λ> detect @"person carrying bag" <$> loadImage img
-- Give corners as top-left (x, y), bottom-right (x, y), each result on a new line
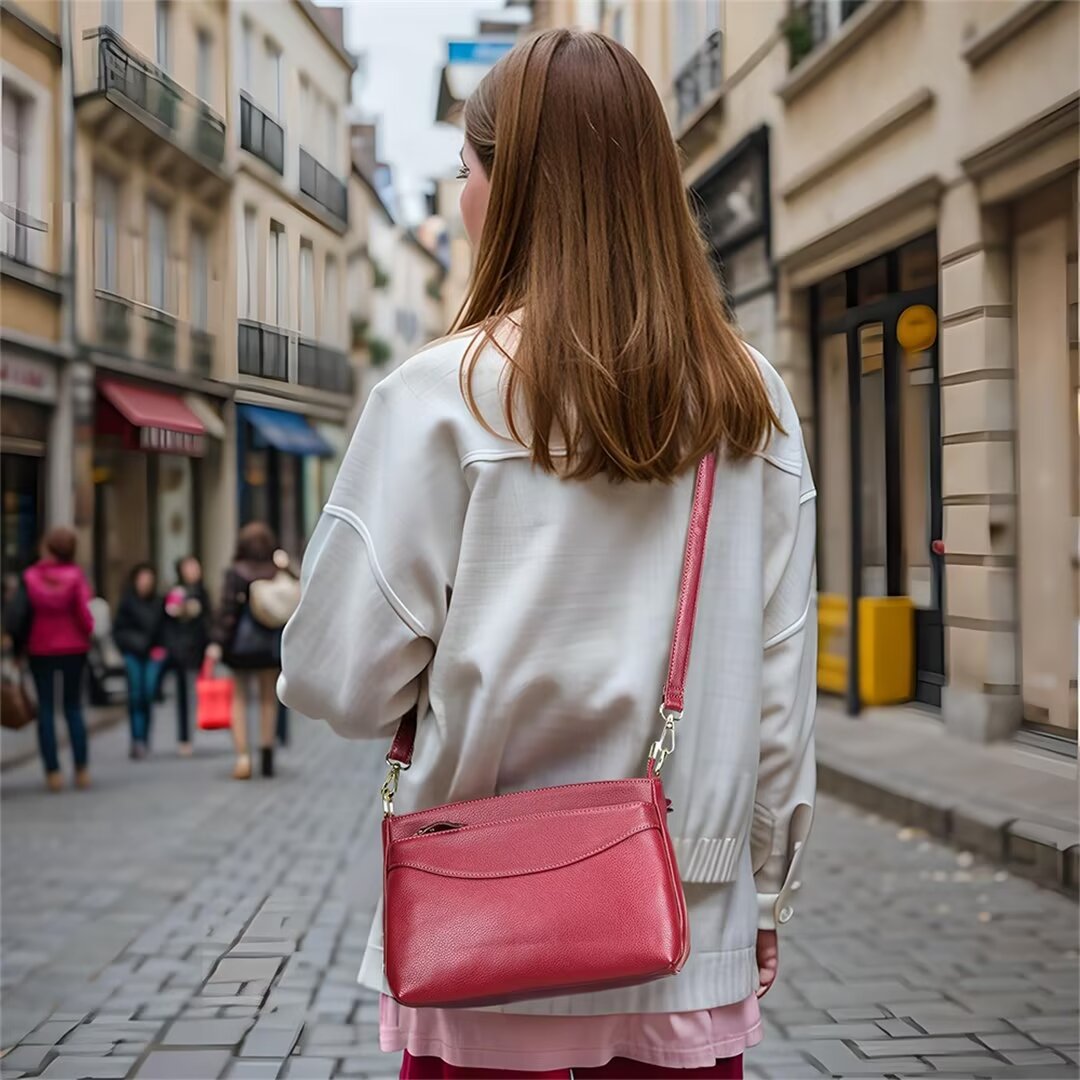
top-left (280, 28), bottom-right (816, 1080)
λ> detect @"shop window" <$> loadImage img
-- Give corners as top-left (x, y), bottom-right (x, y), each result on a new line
top-left (899, 234), bottom-right (937, 291)
top-left (817, 272), bottom-right (847, 324)
top-left (816, 331), bottom-right (850, 596)
top-left (901, 345), bottom-right (934, 608)
top-left (858, 323), bottom-right (887, 597)
top-left (856, 255), bottom-right (888, 306)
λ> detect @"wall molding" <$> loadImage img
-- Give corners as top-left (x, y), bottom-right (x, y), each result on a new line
top-left (940, 305), bottom-right (1014, 328)
top-left (940, 368), bottom-right (1015, 388)
top-left (962, 0), bottom-right (1061, 67)
top-left (781, 88), bottom-right (935, 201)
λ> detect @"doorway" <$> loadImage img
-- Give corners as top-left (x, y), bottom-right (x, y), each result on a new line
top-left (813, 234), bottom-right (944, 710)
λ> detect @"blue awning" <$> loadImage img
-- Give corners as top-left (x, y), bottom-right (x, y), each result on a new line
top-left (238, 405), bottom-right (334, 457)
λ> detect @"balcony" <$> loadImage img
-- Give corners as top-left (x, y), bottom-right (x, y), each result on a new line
top-left (785, 0), bottom-right (867, 69)
top-left (191, 328), bottom-right (214, 378)
top-left (299, 149), bottom-right (348, 228)
top-left (95, 292), bottom-right (132, 351)
top-left (238, 320), bottom-right (289, 381)
top-left (144, 310), bottom-right (177, 366)
top-left (77, 28), bottom-right (226, 180)
top-left (298, 340), bottom-right (352, 395)
top-left (240, 94), bottom-right (284, 175)
top-left (674, 31), bottom-right (723, 129)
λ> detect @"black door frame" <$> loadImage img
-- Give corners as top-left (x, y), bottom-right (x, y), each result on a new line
top-left (814, 254), bottom-right (942, 714)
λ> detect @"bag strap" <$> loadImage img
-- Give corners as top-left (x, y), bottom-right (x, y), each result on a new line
top-left (380, 452), bottom-right (718, 810)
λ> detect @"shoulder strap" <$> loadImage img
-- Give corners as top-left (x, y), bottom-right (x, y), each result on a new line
top-left (384, 452), bottom-right (718, 773)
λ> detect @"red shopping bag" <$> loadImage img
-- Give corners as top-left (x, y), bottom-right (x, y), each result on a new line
top-left (196, 659), bottom-right (234, 731)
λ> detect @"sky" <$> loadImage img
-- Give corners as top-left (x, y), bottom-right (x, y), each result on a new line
top-left (342, 0), bottom-right (508, 224)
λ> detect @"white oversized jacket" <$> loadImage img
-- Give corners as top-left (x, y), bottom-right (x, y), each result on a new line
top-left (279, 330), bottom-right (817, 1016)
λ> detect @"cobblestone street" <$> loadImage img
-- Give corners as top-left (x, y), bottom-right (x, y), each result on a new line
top-left (2, 715), bottom-right (1077, 1080)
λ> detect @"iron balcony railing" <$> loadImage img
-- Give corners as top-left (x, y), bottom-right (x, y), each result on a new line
top-left (238, 320), bottom-right (289, 381)
top-left (298, 339), bottom-right (352, 395)
top-left (299, 149), bottom-right (348, 225)
top-left (191, 328), bottom-right (214, 377)
top-left (240, 94), bottom-right (285, 175)
top-left (787, 0), bottom-right (867, 67)
top-left (674, 31), bottom-right (723, 127)
top-left (83, 27), bottom-right (226, 167)
top-left (95, 292), bottom-right (132, 351)
top-left (144, 310), bottom-right (177, 367)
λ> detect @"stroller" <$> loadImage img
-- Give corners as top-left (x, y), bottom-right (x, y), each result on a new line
top-left (86, 596), bottom-right (128, 706)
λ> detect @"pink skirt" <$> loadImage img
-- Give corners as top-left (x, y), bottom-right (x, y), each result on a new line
top-left (380, 994), bottom-right (763, 1072)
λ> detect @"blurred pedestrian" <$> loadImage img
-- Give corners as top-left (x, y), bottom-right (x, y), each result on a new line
top-left (208, 524), bottom-right (297, 781)
top-left (162, 555), bottom-right (211, 756)
top-left (113, 562), bottom-right (166, 759)
top-left (8, 528), bottom-right (94, 792)
top-left (280, 30), bottom-right (815, 1080)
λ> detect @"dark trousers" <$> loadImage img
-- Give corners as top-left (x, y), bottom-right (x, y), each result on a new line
top-left (171, 663), bottom-right (197, 743)
top-left (28, 654), bottom-right (88, 775)
top-left (123, 654), bottom-right (163, 746)
top-left (400, 1052), bottom-right (743, 1079)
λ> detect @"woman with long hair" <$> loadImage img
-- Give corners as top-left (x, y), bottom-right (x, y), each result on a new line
top-left (113, 561), bottom-right (166, 759)
top-left (281, 30), bottom-right (815, 1080)
top-left (209, 523), bottom-right (289, 780)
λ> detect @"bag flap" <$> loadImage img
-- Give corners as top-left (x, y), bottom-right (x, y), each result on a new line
top-left (386, 800), bottom-right (661, 879)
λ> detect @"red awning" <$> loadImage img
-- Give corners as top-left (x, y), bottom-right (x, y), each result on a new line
top-left (97, 378), bottom-right (207, 456)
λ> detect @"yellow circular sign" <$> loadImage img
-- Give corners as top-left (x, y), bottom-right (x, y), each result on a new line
top-left (897, 304), bottom-right (937, 353)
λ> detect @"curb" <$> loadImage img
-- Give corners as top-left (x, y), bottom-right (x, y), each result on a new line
top-left (817, 756), bottom-right (1079, 898)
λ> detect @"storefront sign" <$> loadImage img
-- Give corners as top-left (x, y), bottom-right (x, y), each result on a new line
top-left (897, 305), bottom-right (937, 353)
top-left (0, 354), bottom-right (57, 404)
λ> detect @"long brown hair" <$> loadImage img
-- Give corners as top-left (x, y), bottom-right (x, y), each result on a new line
top-left (451, 29), bottom-right (779, 483)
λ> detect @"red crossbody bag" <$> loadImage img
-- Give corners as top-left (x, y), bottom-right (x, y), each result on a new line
top-left (379, 453), bottom-right (717, 1008)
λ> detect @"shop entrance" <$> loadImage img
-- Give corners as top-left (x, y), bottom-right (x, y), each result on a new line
top-left (813, 234), bottom-right (943, 711)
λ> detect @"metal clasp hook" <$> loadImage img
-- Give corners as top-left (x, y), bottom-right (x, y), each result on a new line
top-left (380, 756), bottom-right (409, 816)
top-left (647, 705), bottom-right (683, 774)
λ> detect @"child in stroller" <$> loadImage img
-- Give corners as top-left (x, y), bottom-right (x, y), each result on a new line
top-left (86, 597), bottom-right (128, 706)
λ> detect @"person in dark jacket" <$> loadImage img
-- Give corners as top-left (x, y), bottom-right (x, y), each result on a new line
top-left (11, 528), bottom-right (95, 791)
top-left (162, 555), bottom-right (211, 756)
top-left (113, 562), bottom-right (166, 759)
top-left (207, 522), bottom-right (284, 781)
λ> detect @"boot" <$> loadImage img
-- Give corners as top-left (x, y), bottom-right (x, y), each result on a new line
top-left (45, 771), bottom-right (63, 793)
top-left (260, 746), bottom-right (275, 778)
top-left (74, 768), bottom-right (91, 790)
top-left (233, 753), bottom-right (252, 780)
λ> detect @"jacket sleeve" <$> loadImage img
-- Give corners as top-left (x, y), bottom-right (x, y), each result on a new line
top-left (751, 438), bottom-right (817, 931)
top-left (74, 573), bottom-right (95, 639)
top-left (279, 369), bottom-right (468, 741)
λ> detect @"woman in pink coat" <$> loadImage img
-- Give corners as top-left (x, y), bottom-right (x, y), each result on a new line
top-left (21, 527), bottom-right (94, 791)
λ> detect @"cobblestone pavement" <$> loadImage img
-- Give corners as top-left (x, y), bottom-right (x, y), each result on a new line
top-left (2, 712), bottom-right (1077, 1080)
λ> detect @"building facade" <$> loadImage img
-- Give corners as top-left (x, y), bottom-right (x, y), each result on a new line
top-left (1, 0), bottom-right (73, 583)
top-left (227, 0), bottom-right (355, 564)
top-left (70, 0), bottom-right (233, 601)
top-left (618, 0), bottom-right (1078, 744)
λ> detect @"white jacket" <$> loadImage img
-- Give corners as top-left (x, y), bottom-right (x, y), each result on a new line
top-left (279, 330), bottom-right (817, 1015)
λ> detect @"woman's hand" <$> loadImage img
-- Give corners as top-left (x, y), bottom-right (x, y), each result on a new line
top-left (756, 929), bottom-right (778, 997)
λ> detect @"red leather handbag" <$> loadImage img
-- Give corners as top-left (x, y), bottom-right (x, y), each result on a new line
top-left (379, 453), bottom-right (717, 1009)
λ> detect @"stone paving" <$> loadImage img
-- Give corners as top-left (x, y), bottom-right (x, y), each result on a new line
top-left (1, 710), bottom-right (1077, 1080)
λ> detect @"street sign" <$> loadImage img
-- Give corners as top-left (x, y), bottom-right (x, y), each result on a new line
top-left (447, 40), bottom-right (515, 65)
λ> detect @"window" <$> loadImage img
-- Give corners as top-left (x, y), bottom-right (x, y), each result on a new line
top-left (190, 227), bottom-right (209, 331)
top-left (240, 205), bottom-right (257, 319)
top-left (265, 38), bottom-right (282, 117)
top-left (324, 255), bottom-right (340, 345)
top-left (94, 172), bottom-right (118, 292)
top-left (267, 221), bottom-right (287, 327)
top-left (155, 0), bottom-right (170, 71)
top-left (196, 29), bottom-right (213, 102)
top-left (1, 85), bottom-right (30, 263)
top-left (321, 99), bottom-right (335, 170)
top-left (102, 0), bottom-right (122, 31)
top-left (241, 19), bottom-right (254, 93)
top-left (147, 199), bottom-right (169, 311)
top-left (299, 240), bottom-right (315, 337)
